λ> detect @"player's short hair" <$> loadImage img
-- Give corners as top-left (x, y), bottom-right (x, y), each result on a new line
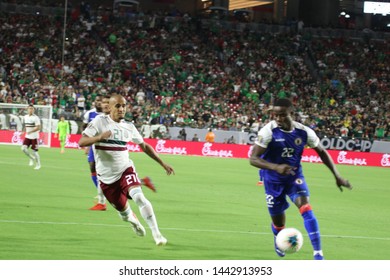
top-left (274, 98), bottom-right (293, 108)
top-left (28, 104), bottom-right (34, 108)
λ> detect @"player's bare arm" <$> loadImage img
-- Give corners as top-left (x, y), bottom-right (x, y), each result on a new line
top-left (79, 131), bottom-right (112, 147)
top-left (84, 146), bottom-right (91, 155)
top-left (250, 144), bottom-right (295, 176)
top-left (139, 142), bottom-right (175, 175)
top-left (313, 144), bottom-right (352, 192)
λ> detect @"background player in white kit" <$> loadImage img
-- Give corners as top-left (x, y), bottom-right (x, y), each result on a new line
top-left (22, 104), bottom-right (41, 170)
top-left (79, 95), bottom-right (175, 245)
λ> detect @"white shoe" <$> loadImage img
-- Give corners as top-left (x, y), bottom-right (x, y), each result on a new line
top-left (34, 165), bottom-right (41, 170)
top-left (29, 159), bottom-right (34, 166)
top-left (154, 234), bottom-right (167, 246)
top-left (128, 213), bottom-right (146, 237)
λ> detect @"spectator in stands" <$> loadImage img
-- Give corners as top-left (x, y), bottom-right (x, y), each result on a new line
top-left (226, 135), bottom-right (236, 144)
top-left (192, 134), bottom-right (199, 142)
top-left (1, 6), bottom-right (389, 145)
top-left (340, 125), bottom-right (349, 138)
top-left (353, 138), bottom-right (362, 152)
top-left (375, 125), bottom-right (385, 140)
top-left (178, 128), bottom-right (187, 141)
top-left (205, 128), bottom-right (215, 143)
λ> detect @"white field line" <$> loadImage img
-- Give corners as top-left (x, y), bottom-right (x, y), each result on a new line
top-left (0, 219), bottom-right (389, 241)
top-left (0, 160), bottom-right (77, 170)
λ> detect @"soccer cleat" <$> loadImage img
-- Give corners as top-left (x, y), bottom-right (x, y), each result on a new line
top-left (314, 253), bottom-right (324, 260)
top-left (142, 176), bottom-right (156, 192)
top-left (128, 213), bottom-right (146, 236)
top-left (154, 234), bottom-right (168, 246)
top-left (274, 236), bottom-right (285, 257)
top-left (89, 203), bottom-right (107, 211)
top-left (29, 159), bottom-right (34, 166)
top-left (34, 164), bottom-right (41, 170)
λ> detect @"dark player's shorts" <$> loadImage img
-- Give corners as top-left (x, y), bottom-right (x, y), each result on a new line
top-left (88, 147), bottom-right (95, 163)
top-left (99, 167), bottom-right (142, 210)
top-left (263, 177), bottom-right (310, 216)
top-left (23, 138), bottom-right (39, 151)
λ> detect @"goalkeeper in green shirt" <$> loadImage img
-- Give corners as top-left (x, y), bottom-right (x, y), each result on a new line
top-left (55, 116), bottom-right (70, 153)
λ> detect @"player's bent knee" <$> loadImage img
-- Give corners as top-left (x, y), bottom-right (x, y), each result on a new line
top-left (129, 186), bottom-right (142, 196)
top-left (299, 204), bottom-right (312, 215)
top-left (129, 187), bottom-right (147, 205)
top-left (21, 145), bottom-right (27, 152)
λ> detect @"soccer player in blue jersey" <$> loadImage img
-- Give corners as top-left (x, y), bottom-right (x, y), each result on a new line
top-left (257, 169), bottom-right (264, 186)
top-left (250, 98), bottom-right (352, 260)
top-left (83, 94), bottom-right (106, 210)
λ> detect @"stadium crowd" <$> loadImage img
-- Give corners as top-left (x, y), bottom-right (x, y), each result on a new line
top-left (0, 2), bottom-right (389, 141)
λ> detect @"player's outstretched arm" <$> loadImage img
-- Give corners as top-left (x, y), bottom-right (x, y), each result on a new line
top-left (314, 145), bottom-right (353, 192)
top-left (335, 176), bottom-right (352, 192)
top-left (78, 131), bottom-right (111, 147)
top-left (139, 142), bottom-right (175, 175)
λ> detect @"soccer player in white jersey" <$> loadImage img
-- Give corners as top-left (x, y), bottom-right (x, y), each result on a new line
top-left (83, 95), bottom-right (157, 211)
top-left (250, 98), bottom-right (352, 260)
top-left (21, 104), bottom-right (41, 170)
top-left (102, 94), bottom-right (157, 193)
top-left (79, 95), bottom-right (175, 245)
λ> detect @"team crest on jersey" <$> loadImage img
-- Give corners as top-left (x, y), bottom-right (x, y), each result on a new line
top-left (295, 178), bottom-right (303, 185)
top-left (294, 137), bottom-right (303, 145)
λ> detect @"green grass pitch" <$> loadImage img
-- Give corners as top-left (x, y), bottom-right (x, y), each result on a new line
top-left (0, 145), bottom-right (389, 260)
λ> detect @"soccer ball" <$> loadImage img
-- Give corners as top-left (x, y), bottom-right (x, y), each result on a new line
top-left (275, 228), bottom-right (304, 254)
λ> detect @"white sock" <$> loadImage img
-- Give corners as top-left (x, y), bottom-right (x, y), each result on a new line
top-left (33, 151), bottom-right (41, 165)
top-left (97, 185), bottom-right (106, 204)
top-left (313, 250), bottom-right (323, 256)
top-left (22, 146), bottom-right (34, 160)
top-left (129, 187), bottom-right (161, 238)
top-left (118, 206), bottom-right (134, 222)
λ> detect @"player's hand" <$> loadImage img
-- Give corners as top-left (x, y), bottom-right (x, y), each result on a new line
top-left (54, 134), bottom-right (57, 138)
top-left (162, 163), bottom-right (175, 175)
top-left (98, 130), bottom-right (112, 141)
top-left (335, 176), bottom-right (352, 192)
top-left (274, 164), bottom-right (296, 176)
